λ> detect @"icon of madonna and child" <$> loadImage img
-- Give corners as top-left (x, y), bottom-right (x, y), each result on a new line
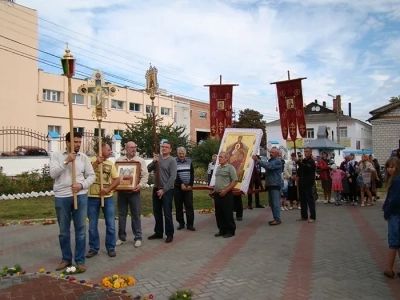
top-left (225, 135), bottom-right (250, 182)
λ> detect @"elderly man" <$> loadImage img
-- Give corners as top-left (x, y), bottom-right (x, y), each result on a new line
top-left (252, 147), bottom-right (282, 226)
top-left (296, 147), bottom-right (317, 223)
top-left (49, 132), bottom-right (95, 273)
top-left (211, 152), bottom-right (238, 238)
top-left (86, 143), bottom-right (120, 258)
top-left (148, 142), bottom-right (177, 243)
top-left (174, 147), bottom-right (195, 231)
top-left (116, 141), bottom-right (149, 248)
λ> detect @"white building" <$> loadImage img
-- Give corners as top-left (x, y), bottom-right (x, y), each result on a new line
top-left (266, 99), bottom-right (372, 157)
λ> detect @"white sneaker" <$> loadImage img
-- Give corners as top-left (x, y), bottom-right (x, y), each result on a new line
top-left (281, 207), bottom-right (285, 211)
top-left (329, 199), bottom-right (335, 204)
top-left (116, 239), bottom-right (126, 246)
top-left (297, 206), bottom-right (301, 210)
top-left (284, 207), bottom-right (289, 211)
top-left (323, 200), bottom-right (328, 204)
top-left (289, 206), bottom-right (293, 210)
top-left (134, 240), bottom-right (142, 248)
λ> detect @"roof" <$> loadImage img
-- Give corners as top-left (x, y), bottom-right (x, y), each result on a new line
top-left (267, 113), bottom-right (355, 126)
top-left (48, 131), bottom-right (59, 138)
top-left (368, 101), bottom-right (400, 121)
top-left (112, 134), bottom-right (122, 140)
top-left (300, 126), bottom-right (345, 150)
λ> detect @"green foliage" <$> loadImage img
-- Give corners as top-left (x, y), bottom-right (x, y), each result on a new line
top-left (232, 108), bottom-right (267, 145)
top-left (122, 115), bottom-right (191, 157)
top-left (194, 167), bottom-right (207, 182)
top-left (389, 96), bottom-right (399, 103)
top-left (92, 135), bottom-right (113, 154)
top-left (169, 289), bottom-right (194, 300)
top-left (0, 165), bottom-right (53, 194)
top-left (0, 264), bottom-right (22, 276)
top-left (190, 138), bottom-right (220, 169)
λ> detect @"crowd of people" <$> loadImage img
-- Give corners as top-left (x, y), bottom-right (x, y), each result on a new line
top-left (48, 133), bottom-right (400, 279)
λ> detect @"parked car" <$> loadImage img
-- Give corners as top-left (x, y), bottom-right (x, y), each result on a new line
top-left (1, 146), bottom-right (48, 157)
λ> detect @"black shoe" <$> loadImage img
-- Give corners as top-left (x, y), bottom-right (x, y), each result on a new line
top-left (107, 249), bottom-right (116, 257)
top-left (165, 236), bottom-right (173, 243)
top-left (223, 233), bottom-right (235, 238)
top-left (255, 205), bottom-right (265, 208)
top-left (248, 206), bottom-right (253, 210)
top-left (236, 217), bottom-right (243, 221)
top-left (177, 224), bottom-right (185, 230)
top-left (214, 232), bottom-right (225, 237)
top-left (148, 234), bottom-right (163, 240)
top-left (187, 225), bottom-right (196, 231)
top-left (85, 249), bottom-right (98, 258)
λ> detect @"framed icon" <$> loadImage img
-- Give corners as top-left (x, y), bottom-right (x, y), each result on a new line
top-left (115, 161), bottom-right (141, 191)
top-left (217, 100), bottom-right (225, 110)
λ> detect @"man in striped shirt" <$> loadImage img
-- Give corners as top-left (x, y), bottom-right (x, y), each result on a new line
top-left (174, 147), bottom-right (195, 231)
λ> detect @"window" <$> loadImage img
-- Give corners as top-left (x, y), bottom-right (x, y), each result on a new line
top-left (114, 129), bottom-right (124, 136)
top-left (48, 125), bottom-right (61, 134)
top-left (94, 128), bottom-right (106, 137)
top-left (146, 105), bottom-right (157, 114)
top-left (90, 96), bottom-right (107, 108)
top-left (161, 107), bottom-right (170, 116)
top-left (72, 94), bottom-right (84, 105)
top-left (174, 112), bottom-right (177, 122)
top-left (339, 127), bottom-right (348, 138)
top-left (306, 128), bottom-right (314, 139)
top-left (129, 102), bottom-right (141, 112)
top-left (43, 90), bottom-right (61, 102)
top-left (198, 111), bottom-right (207, 119)
top-left (73, 127), bottom-right (84, 136)
top-left (111, 99), bottom-right (124, 110)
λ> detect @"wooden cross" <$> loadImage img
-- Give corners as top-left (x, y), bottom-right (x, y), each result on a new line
top-left (77, 70), bottom-right (118, 207)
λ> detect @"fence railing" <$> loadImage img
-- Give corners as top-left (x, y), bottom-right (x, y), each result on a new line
top-left (0, 127), bottom-right (99, 156)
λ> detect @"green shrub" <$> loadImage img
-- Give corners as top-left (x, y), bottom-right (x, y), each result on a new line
top-left (169, 290), bottom-right (193, 300)
top-left (194, 167), bottom-right (207, 182)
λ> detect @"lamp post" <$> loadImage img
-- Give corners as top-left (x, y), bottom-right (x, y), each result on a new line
top-left (145, 64), bottom-right (160, 189)
top-left (77, 71), bottom-right (118, 207)
top-left (328, 93), bottom-right (340, 145)
top-left (60, 45), bottom-right (78, 209)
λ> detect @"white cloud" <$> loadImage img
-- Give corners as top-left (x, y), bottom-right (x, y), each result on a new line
top-left (13, 0), bottom-right (400, 122)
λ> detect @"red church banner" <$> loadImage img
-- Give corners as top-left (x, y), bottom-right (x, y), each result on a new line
top-left (271, 78), bottom-right (307, 141)
top-left (208, 85), bottom-right (235, 139)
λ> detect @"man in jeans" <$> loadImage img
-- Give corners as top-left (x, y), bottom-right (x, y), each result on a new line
top-left (252, 147), bottom-right (282, 226)
top-left (49, 132), bottom-right (95, 273)
top-left (116, 141), bottom-right (149, 248)
top-left (86, 143), bottom-right (120, 258)
top-left (147, 141), bottom-right (177, 243)
top-left (296, 147), bottom-right (317, 223)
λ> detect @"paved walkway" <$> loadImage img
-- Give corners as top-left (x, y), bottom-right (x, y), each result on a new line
top-left (1, 200), bottom-right (400, 299)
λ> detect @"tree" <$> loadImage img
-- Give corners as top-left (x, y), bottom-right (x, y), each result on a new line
top-left (389, 96), bottom-right (399, 103)
top-left (232, 109), bottom-right (267, 145)
top-left (190, 138), bottom-right (221, 169)
top-left (122, 115), bottom-right (191, 157)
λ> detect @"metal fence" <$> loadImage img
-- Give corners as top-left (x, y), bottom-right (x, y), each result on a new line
top-left (0, 127), bottom-right (98, 156)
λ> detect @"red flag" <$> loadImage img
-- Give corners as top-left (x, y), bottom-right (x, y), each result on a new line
top-left (271, 78), bottom-right (307, 140)
top-left (208, 85), bottom-right (235, 139)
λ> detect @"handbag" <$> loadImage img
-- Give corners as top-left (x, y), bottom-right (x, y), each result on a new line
top-left (357, 174), bottom-right (364, 185)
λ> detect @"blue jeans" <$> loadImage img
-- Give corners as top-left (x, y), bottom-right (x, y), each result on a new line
top-left (388, 214), bottom-right (400, 249)
top-left (268, 188), bottom-right (281, 221)
top-left (87, 196), bottom-right (116, 251)
top-left (152, 188), bottom-right (174, 237)
top-left (54, 194), bottom-right (87, 265)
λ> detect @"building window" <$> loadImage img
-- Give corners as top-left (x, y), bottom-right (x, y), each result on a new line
top-left (94, 128), bottom-right (106, 137)
top-left (43, 90), bottom-right (61, 102)
top-left (129, 102), bottom-right (141, 112)
top-left (114, 129), bottom-right (124, 136)
top-left (146, 105), bottom-right (157, 114)
top-left (339, 127), bottom-right (348, 138)
top-left (90, 96), bottom-right (107, 108)
top-left (198, 111), bottom-right (207, 119)
top-left (111, 99), bottom-right (124, 110)
top-left (72, 94), bottom-right (84, 105)
top-left (174, 112), bottom-right (177, 122)
top-left (48, 125), bottom-right (61, 134)
top-left (306, 128), bottom-right (314, 139)
top-left (73, 127), bottom-right (84, 136)
top-left (161, 107), bottom-right (170, 116)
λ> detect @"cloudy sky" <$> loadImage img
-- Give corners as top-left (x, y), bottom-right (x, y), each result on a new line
top-left (12, 0), bottom-right (400, 122)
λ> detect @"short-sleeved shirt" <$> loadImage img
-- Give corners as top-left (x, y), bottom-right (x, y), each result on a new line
top-left (88, 157), bottom-right (119, 198)
top-left (214, 163), bottom-right (238, 192)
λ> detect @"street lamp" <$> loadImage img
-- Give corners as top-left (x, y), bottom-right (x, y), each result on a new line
top-left (60, 45), bottom-right (78, 209)
top-left (327, 93), bottom-right (340, 145)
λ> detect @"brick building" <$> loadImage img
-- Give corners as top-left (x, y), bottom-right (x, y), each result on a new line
top-left (368, 101), bottom-right (400, 164)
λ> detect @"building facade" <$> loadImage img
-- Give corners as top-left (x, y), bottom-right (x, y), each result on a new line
top-left (267, 99), bottom-right (372, 153)
top-left (368, 101), bottom-right (400, 164)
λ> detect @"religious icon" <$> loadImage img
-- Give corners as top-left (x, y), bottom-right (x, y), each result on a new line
top-left (115, 161), bottom-right (141, 191)
top-left (217, 100), bottom-right (225, 111)
top-left (286, 97), bottom-right (295, 110)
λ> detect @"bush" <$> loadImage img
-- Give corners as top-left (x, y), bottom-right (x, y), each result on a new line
top-left (169, 290), bottom-right (194, 300)
top-left (0, 165), bottom-right (53, 195)
top-left (194, 167), bottom-right (207, 182)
